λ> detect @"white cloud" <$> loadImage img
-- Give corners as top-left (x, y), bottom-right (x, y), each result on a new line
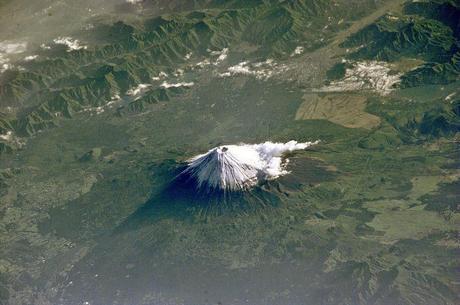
top-left (181, 140), bottom-right (319, 191)
top-left (160, 81), bottom-right (194, 88)
top-left (53, 37), bottom-right (87, 51)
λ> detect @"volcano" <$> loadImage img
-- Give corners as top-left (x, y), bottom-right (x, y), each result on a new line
top-left (179, 141), bottom-right (319, 192)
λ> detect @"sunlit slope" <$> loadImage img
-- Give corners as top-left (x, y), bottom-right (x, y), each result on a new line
top-left (0, 0), bottom-right (377, 142)
top-left (336, 0), bottom-right (459, 87)
top-left (0, 1), bottom-right (459, 304)
top-left (319, 0), bottom-right (460, 143)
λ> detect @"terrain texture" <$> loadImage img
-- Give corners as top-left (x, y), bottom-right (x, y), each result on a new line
top-left (0, 1), bottom-right (459, 305)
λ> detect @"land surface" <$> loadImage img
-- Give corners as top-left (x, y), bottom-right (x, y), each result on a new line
top-left (0, 1), bottom-right (459, 305)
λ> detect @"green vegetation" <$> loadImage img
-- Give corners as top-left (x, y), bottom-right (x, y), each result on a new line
top-left (125, 86), bottom-right (190, 113)
top-left (0, 1), bottom-right (459, 305)
top-left (337, 0), bottom-right (460, 87)
top-left (342, 15), bottom-right (456, 62)
top-left (367, 96), bottom-right (460, 141)
top-left (325, 62), bottom-right (351, 81)
top-left (0, 0), bottom-right (378, 143)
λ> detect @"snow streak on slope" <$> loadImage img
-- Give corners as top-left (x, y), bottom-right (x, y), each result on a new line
top-left (180, 141), bottom-right (319, 191)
